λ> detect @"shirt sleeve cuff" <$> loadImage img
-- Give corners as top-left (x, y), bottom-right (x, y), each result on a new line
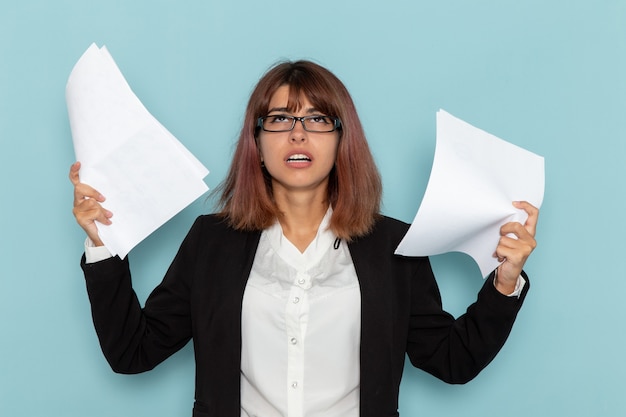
top-left (493, 268), bottom-right (526, 298)
top-left (84, 238), bottom-right (113, 264)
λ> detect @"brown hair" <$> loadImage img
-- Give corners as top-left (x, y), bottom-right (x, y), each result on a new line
top-left (215, 60), bottom-right (382, 240)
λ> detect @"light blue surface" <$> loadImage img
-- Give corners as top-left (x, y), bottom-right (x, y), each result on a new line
top-left (1, 1), bottom-right (624, 416)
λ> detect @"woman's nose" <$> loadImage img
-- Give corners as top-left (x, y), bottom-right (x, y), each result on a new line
top-left (290, 121), bottom-right (307, 142)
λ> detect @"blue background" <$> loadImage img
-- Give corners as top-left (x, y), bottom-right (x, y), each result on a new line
top-left (1, 1), bottom-right (624, 416)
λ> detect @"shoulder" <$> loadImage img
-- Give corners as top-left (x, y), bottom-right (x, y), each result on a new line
top-left (371, 215), bottom-right (410, 236)
top-left (182, 214), bottom-right (262, 250)
top-left (351, 215), bottom-right (410, 248)
top-left (348, 215), bottom-right (431, 284)
top-left (356, 215), bottom-right (409, 244)
top-left (192, 213), bottom-right (238, 232)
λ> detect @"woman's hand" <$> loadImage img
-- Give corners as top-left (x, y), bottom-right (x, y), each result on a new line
top-left (69, 162), bottom-right (113, 247)
top-left (494, 201), bottom-right (539, 295)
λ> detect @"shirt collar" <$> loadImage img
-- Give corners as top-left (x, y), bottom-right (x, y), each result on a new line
top-left (264, 206), bottom-right (337, 270)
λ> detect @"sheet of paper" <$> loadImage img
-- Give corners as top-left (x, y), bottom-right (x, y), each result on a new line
top-left (395, 109), bottom-right (544, 277)
top-left (66, 43), bottom-right (209, 258)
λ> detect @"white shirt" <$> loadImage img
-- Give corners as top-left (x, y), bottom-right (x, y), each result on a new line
top-left (240, 209), bottom-right (361, 417)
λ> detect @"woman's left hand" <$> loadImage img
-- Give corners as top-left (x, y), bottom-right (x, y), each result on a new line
top-left (494, 201), bottom-right (539, 295)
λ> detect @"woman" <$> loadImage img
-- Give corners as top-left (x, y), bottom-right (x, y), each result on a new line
top-left (70, 60), bottom-right (538, 417)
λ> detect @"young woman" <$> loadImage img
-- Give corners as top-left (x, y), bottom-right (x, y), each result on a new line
top-left (70, 60), bottom-right (538, 417)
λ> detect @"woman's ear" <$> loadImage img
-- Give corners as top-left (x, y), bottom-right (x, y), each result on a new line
top-left (258, 147), bottom-right (264, 166)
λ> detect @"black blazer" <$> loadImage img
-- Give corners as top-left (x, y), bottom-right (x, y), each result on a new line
top-left (82, 214), bottom-right (529, 417)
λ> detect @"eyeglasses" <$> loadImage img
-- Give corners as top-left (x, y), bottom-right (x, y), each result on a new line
top-left (257, 114), bottom-right (342, 133)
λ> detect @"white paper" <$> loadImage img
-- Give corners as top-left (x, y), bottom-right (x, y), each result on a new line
top-left (66, 43), bottom-right (209, 258)
top-left (395, 109), bottom-right (544, 277)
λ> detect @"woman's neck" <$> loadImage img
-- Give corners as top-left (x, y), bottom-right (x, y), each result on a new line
top-left (273, 187), bottom-right (329, 253)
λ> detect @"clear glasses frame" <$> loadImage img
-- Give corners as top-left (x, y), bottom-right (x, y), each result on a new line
top-left (257, 115), bottom-right (342, 133)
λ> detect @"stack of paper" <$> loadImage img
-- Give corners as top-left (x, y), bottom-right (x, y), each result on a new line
top-left (66, 43), bottom-right (209, 258)
top-left (395, 110), bottom-right (544, 277)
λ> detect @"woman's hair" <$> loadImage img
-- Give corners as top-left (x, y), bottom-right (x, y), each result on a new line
top-left (215, 60), bottom-right (382, 240)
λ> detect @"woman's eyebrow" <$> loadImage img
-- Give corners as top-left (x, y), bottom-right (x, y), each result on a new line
top-left (267, 107), bottom-right (289, 114)
top-left (267, 107), bottom-right (321, 114)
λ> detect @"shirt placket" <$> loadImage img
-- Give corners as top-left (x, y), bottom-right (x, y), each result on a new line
top-left (285, 270), bottom-right (311, 417)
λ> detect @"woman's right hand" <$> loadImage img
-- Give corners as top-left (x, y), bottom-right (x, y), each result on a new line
top-left (70, 162), bottom-right (113, 247)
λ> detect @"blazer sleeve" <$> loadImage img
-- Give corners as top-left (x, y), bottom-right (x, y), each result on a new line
top-left (406, 259), bottom-right (530, 384)
top-left (81, 217), bottom-right (205, 374)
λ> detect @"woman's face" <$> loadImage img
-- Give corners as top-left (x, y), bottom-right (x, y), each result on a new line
top-left (257, 85), bottom-right (340, 198)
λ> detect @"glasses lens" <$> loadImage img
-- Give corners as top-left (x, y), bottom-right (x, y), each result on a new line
top-left (262, 115), bottom-right (294, 132)
top-left (303, 116), bottom-right (336, 132)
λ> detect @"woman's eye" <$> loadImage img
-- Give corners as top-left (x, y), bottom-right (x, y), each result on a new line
top-left (310, 116), bottom-right (330, 124)
top-left (269, 115), bottom-right (291, 123)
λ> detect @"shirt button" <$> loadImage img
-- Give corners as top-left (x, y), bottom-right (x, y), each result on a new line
top-left (290, 337), bottom-right (297, 345)
top-left (298, 278), bottom-right (305, 285)
top-left (291, 381), bottom-right (298, 389)
top-left (293, 297), bottom-right (300, 304)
